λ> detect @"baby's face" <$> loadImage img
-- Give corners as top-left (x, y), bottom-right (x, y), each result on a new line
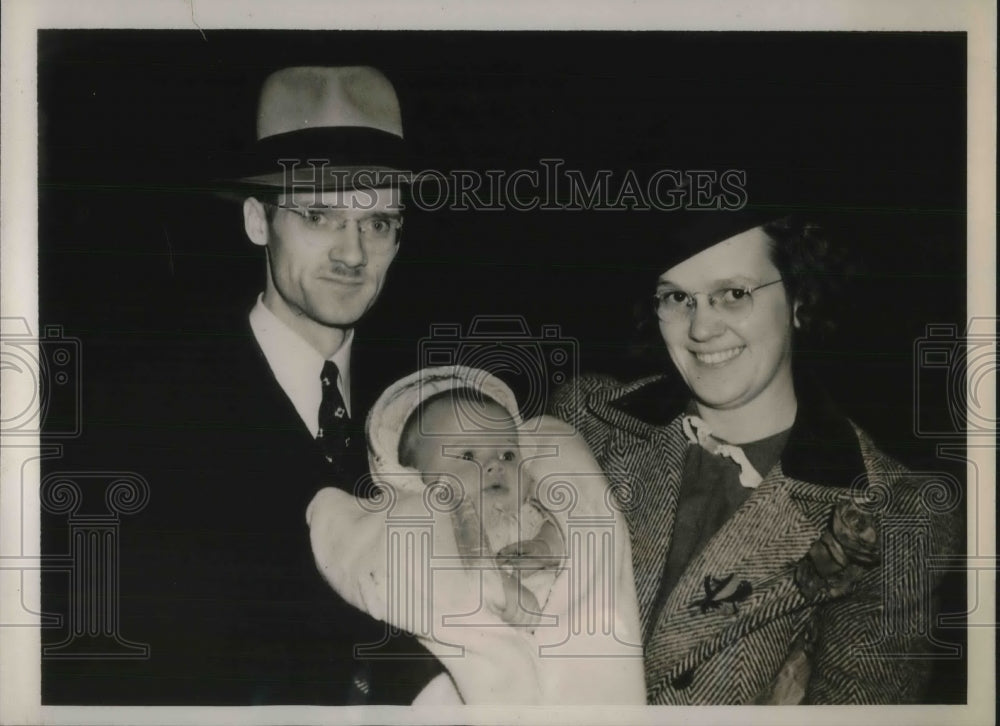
top-left (409, 398), bottom-right (526, 515)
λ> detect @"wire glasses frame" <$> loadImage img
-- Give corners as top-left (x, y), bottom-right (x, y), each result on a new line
top-left (653, 278), bottom-right (784, 323)
top-left (264, 202), bottom-right (403, 248)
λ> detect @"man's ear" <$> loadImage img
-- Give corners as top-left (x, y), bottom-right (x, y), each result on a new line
top-left (792, 301), bottom-right (803, 329)
top-left (243, 197), bottom-right (269, 247)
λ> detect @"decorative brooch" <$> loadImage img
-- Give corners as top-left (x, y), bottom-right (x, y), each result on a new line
top-left (794, 498), bottom-right (880, 600)
top-left (691, 572), bottom-right (753, 614)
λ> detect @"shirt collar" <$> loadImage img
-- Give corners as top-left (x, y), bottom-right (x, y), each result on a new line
top-left (248, 294), bottom-right (353, 436)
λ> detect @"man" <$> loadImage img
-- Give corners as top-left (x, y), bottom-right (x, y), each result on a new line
top-left (41, 66), bottom-right (443, 705)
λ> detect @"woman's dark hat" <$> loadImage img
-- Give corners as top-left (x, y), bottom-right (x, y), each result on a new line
top-left (639, 168), bottom-right (820, 275)
top-left (217, 66), bottom-right (410, 198)
top-left (661, 207), bottom-right (783, 272)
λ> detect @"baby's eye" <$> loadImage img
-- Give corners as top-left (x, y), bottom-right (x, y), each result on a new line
top-left (500, 450), bottom-right (516, 462)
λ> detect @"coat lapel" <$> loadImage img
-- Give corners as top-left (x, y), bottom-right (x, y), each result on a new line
top-left (645, 467), bottom-right (842, 688)
top-left (581, 376), bottom-right (689, 629)
top-left (581, 372), bottom-right (873, 697)
top-left (612, 420), bottom-right (688, 628)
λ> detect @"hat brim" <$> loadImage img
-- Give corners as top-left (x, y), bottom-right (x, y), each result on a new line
top-left (211, 126), bottom-right (412, 200)
top-left (239, 165), bottom-right (412, 191)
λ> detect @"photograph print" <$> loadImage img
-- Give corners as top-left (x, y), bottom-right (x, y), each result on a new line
top-left (1, 17), bottom-right (987, 720)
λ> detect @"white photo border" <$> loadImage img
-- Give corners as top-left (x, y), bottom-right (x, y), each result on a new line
top-left (1, 1), bottom-right (995, 725)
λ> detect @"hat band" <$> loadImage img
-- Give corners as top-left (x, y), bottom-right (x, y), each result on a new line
top-left (243, 126), bottom-right (408, 182)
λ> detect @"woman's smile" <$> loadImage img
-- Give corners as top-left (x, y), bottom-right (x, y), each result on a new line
top-left (692, 345), bottom-right (746, 366)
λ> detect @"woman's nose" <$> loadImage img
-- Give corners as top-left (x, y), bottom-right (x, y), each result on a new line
top-left (688, 298), bottom-right (726, 340)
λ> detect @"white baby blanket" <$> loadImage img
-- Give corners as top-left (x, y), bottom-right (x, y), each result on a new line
top-left (307, 366), bottom-right (646, 704)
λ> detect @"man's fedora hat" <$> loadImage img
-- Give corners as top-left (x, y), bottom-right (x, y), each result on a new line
top-left (222, 66), bottom-right (409, 196)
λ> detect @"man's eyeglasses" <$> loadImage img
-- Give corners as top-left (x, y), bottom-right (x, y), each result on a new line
top-left (270, 204), bottom-right (403, 247)
top-left (653, 279), bottom-right (784, 324)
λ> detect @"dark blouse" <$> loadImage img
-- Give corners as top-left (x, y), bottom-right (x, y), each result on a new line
top-left (657, 422), bottom-right (792, 606)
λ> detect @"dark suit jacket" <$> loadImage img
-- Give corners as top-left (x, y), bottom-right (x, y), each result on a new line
top-left (41, 309), bottom-right (442, 705)
top-left (550, 373), bottom-right (962, 704)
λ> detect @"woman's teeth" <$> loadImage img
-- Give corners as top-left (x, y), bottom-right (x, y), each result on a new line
top-left (694, 346), bottom-right (744, 365)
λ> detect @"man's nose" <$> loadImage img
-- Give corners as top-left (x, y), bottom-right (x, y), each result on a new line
top-left (328, 222), bottom-right (365, 267)
top-left (688, 297), bottom-right (726, 341)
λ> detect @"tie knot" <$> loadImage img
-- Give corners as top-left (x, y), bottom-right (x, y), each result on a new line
top-left (321, 360), bottom-right (340, 388)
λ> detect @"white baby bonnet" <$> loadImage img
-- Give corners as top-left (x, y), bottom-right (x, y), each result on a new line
top-left (365, 365), bottom-right (524, 495)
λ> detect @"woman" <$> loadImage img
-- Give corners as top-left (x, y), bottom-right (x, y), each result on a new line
top-left (549, 211), bottom-right (960, 704)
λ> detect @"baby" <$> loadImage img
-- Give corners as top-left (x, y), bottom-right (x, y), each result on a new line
top-left (307, 365), bottom-right (646, 703)
top-left (397, 387), bottom-right (565, 625)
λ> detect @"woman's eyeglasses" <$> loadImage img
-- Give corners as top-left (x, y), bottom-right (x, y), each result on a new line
top-left (653, 279), bottom-right (784, 324)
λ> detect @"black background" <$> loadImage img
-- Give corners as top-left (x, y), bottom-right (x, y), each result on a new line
top-left (39, 30), bottom-right (967, 458)
top-left (38, 30), bottom-right (968, 700)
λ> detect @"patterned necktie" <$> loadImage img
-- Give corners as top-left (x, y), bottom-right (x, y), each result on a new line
top-left (318, 360), bottom-right (351, 474)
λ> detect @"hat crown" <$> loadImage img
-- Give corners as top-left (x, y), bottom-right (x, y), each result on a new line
top-left (256, 66), bottom-right (403, 140)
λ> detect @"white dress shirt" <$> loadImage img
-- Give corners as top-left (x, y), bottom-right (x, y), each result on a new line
top-left (249, 294), bottom-right (353, 437)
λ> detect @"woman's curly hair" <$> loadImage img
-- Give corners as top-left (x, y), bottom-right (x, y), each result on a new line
top-left (627, 215), bottom-right (856, 373)
top-left (762, 215), bottom-right (854, 338)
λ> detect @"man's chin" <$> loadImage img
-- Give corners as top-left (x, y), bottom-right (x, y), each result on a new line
top-left (315, 312), bottom-right (366, 329)
top-left (309, 296), bottom-right (377, 328)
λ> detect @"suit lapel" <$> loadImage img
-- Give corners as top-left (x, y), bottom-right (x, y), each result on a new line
top-left (239, 317), bottom-right (387, 496)
top-left (221, 329), bottom-right (334, 501)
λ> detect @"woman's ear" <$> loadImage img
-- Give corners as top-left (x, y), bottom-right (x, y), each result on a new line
top-left (792, 301), bottom-right (803, 329)
top-left (243, 197), bottom-right (270, 247)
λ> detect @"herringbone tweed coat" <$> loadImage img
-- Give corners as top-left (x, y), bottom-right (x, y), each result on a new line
top-left (549, 373), bottom-right (960, 705)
